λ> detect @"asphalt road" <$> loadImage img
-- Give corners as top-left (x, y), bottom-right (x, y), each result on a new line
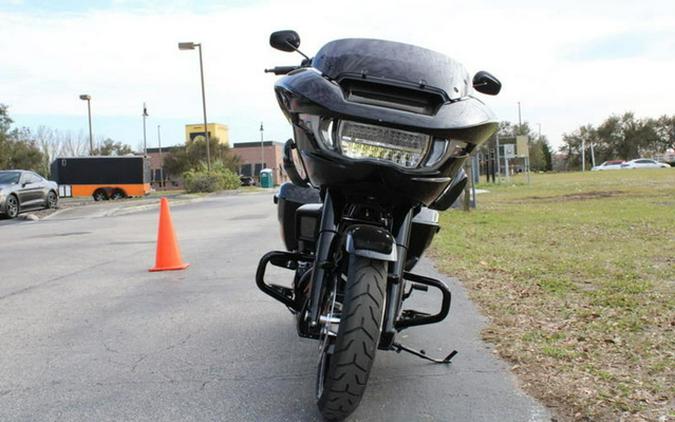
top-left (0, 192), bottom-right (550, 421)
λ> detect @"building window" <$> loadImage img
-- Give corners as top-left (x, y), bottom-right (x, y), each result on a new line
top-left (254, 163), bottom-right (267, 175)
top-left (240, 163), bottom-right (252, 176)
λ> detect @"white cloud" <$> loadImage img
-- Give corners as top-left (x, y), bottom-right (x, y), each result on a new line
top-left (1, 0), bottom-right (674, 148)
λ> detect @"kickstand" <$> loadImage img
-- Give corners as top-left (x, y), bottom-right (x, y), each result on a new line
top-left (391, 342), bottom-right (457, 364)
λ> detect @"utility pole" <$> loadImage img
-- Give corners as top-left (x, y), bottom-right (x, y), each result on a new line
top-left (142, 103), bottom-right (148, 156)
top-left (157, 125), bottom-right (163, 187)
top-left (260, 122), bottom-right (265, 176)
top-left (518, 101), bottom-right (522, 127)
top-left (504, 147), bottom-right (510, 180)
top-left (590, 142), bottom-right (596, 168)
top-left (581, 138), bottom-right (586, 172)
top-left (495, 133), bottom-right (501, 182)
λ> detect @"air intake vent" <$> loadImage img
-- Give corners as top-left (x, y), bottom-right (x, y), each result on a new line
top-left (340, 78), bottom-right (445, 115)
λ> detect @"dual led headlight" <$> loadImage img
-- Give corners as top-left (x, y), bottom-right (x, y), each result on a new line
top-left (300, 114), bottom-right (468, 169)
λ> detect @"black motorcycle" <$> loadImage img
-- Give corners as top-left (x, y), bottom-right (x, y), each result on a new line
top-left (256, 30), bottom-right (501, 421)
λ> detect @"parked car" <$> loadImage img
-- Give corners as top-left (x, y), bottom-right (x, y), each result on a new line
top-left (240, 176), bottom-right (256, 186)
top-left (591, 160), bottom-right (625, 171)
top-left (0, 170), bottom-right (59, 219)
top-left (620, 159), bottom-right (671, 169)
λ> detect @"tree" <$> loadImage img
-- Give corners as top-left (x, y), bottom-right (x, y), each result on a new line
top-left (163, 137), bottom-right (240, 178)
top-left (93, 138), bottom-right (133, 156)
top-left (541, 138), bottom-right (553, 171)
top-left (654, 115), bottom-right (675, 152)
top-left (560, 124), bottom-right (597, 170)
top-left (0, 105), bottom-right (45, 173)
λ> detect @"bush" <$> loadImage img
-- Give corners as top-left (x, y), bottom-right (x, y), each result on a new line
top-left (183, 162), bottom-right (240, 193)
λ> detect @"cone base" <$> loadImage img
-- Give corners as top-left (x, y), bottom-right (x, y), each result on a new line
top-left (149, 263), bottom-right (190, 272)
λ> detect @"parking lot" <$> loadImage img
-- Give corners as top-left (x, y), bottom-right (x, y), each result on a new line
top-left (0, 192), bottom-right (548, 421)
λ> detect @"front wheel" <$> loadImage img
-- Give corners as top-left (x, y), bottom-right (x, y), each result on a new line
top-left (93, 189), bottom-right (108, 201)
top-left (46, 191), bottom-right (58, 209)
top-left (5, 195), bottom-right (20, 219)
top-left (317, 255), bottom-right (386, 421)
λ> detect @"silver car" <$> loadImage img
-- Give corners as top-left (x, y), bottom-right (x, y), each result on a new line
top-left (0, 170), bottom-right (59, 219)
top-left (620, 159), bottom-right (671, 169)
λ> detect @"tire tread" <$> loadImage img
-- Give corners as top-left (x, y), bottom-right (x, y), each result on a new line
top-left (317, 256), bottom-right (386, 421)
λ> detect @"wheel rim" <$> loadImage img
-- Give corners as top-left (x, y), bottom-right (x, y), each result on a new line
top-left (7, 197), bottom-right (18, 217)
top-left (48, 193), bottom-right (57, 208)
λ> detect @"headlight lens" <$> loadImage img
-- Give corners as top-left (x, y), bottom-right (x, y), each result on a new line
top-left (338, 120), bottom-right (430, 168)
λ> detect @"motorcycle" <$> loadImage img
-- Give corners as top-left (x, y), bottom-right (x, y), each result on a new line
top-left (256, 30), bottom-right (501, 421)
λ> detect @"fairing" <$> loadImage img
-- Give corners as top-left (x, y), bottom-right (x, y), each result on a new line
top-left (273, 37), bottom-right (498, 206)
top-left (313, 39), bottom-right (471, 101)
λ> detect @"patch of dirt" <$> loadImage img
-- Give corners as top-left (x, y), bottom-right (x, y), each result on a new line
top-left (525, 190), bottom-right (625, 202)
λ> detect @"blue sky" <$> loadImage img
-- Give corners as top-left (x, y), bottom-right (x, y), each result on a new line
top-left (1, 0), bottom-right (674, 151)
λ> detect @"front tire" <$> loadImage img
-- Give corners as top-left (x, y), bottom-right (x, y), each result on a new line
top-left (46, 191), bottom-right (58, 209)
top-left (93, 189), bottom-right (108, 201)
top-left (317, 256), bottom-right (386, 421)
top-left (5, 195), bottom-right (20, 219)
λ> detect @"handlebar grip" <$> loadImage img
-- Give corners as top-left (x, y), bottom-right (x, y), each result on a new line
top-left (264, 66), bottom-right (299, 75)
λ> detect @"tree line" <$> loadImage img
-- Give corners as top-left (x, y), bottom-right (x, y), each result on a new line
top-left (560, 112), bottom-right (674, 169)
top-left (1, 104), bottom-right (133, 177)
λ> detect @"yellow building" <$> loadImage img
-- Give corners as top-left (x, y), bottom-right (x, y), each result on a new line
top-left (185, 123), bottom-right (229, 146)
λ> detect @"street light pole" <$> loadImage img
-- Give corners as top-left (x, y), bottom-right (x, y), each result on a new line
top-left (142, 103), bottom-right (148, 157)
top-left (157, 125), bottom-right (163, 187)
top-left (79, 94), bottom-right (93, 155)
top-left (581, 138), bottom-right (586, 172)
top-left (178, 41), bottom-right (211, 172)
top-left (260, 122), bottom-right (265, 175)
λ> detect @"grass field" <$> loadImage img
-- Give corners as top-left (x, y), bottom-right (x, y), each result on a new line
top-left (430, 169), bottom-right (674, 421)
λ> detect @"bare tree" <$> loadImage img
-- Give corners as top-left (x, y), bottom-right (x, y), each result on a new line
top-left (61, 130), bottom-right (90, 157)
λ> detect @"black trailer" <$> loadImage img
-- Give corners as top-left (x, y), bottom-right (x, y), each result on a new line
top-left (50, 156), bottom-right (151, 200)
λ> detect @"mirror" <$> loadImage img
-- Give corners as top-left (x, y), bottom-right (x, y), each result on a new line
top-left (472, 71), bottom-right (502, 95)
top-left (270, 30), bottom-right (301, 52)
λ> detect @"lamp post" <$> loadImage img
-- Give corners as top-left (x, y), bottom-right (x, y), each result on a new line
top-left (157, 125), bottom-right (163, 187)
top-left (142, 103), bottom-right (148, 156)
top-left (178, 41), bottom-right (211, 172)
top-left (260, 122), bottom-right (265, 176)
top-left (79, 94), bottom-right (93, 155)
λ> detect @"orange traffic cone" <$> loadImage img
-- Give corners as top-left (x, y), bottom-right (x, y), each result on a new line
top-left (149, 197), bottom-right (190, 272)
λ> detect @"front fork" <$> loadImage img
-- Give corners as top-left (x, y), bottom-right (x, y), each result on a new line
top-left (379, 208), bottom-right (413, 349)
top-left (306, 191), bottom-right (339, 332)
top-left (304, 188), bottom-right (414, 346)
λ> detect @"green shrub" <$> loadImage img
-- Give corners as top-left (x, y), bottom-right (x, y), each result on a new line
top-left (183, 161), bottom-right (240, 193)
top-left (212, 161), bottom-right (241, 190)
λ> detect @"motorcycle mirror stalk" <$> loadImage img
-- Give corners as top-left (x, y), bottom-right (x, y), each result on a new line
top-left (265, 30), bottom-right (310, 75)
top-left (269, 30), bottom-right (310, 60)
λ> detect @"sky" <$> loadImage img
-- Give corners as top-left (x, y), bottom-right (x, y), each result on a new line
top-left (1, 0), bottom-right (674, 151)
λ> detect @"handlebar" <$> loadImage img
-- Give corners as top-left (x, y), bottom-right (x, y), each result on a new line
top-left (264, 65), bottom-right (299, 75)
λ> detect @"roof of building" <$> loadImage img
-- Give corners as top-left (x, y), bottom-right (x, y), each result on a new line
top-left (145, 146), bottom-right (183, 153)
top-left (233, 141), bottom-right (283, 148)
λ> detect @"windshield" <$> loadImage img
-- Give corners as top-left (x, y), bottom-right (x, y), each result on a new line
top-left (0, 171), bottom-right (21, 184)
top-left (312, 39), bottom-right (471, 100)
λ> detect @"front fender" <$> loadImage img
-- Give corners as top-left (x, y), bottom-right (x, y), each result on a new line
top-left (345, 225), bottom-right (397, 262)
